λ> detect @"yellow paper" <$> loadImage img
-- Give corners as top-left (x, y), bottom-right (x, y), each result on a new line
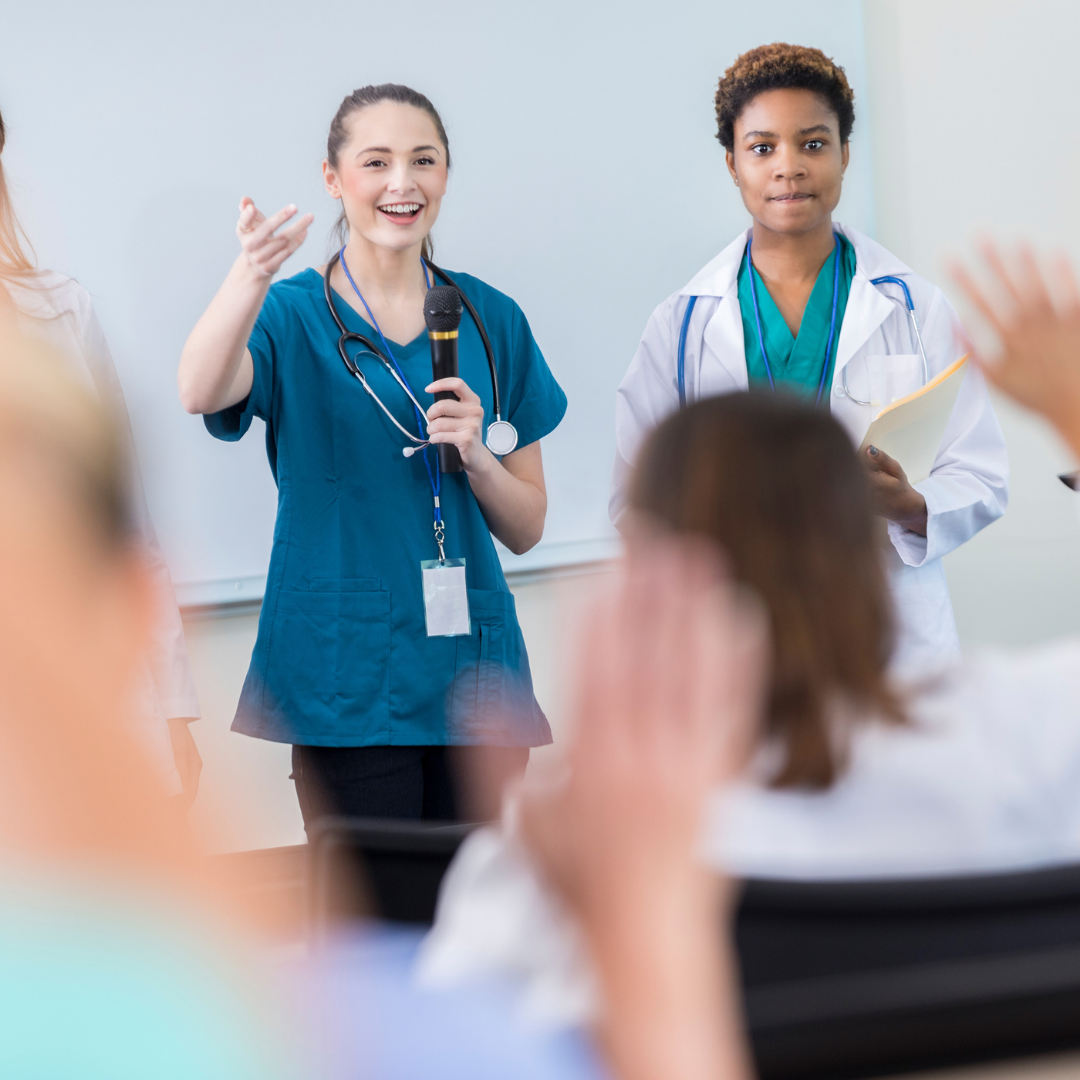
top-left (857, 355), bottom-right (969, 483)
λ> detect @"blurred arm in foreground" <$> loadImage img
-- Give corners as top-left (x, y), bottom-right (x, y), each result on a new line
top-left (520, 535), bottom-right (766, 1080)
top-left (951, 243), bottom-right (1080, 459)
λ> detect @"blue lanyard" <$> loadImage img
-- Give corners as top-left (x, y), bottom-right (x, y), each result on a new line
top-left (337, 247), bottom-right (443, 525)
top-left (745, 232), bottom-right (841, 406)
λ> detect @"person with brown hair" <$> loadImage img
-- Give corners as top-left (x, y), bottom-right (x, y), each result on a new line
top-left (421, 384), bottom-right (1080, 1025)
top-left (611, 42), bottom-right (1008, 676)
top-left (0, 104), bottom-right (202, 804)
top-left (179, 84), bottom-right (567, 824)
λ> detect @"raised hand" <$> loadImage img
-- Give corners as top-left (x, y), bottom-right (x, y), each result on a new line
top-left (236, 197), bottom-right (313, 279)
top-left (950, 242), bottom-right (1080, 455)
top-left (519, 533), bottom-right (765, 1080)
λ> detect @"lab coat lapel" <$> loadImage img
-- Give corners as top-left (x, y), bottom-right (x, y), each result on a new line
top-left (682, 228), bottom-right (750, 391)
top-left (702, 293), bottom-right (749, 391)
top-left (832, 224), bottom-right (906, 381)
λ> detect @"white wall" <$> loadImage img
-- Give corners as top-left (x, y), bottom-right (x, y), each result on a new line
top-left (863, 0), bottom-right (1080, 646)
top-left (1, 0), bottom-right (873, 601)
top-left (184, 2), bottom-right (1080, 850)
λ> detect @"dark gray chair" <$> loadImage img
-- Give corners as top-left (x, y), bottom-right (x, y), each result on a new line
top-left (309, 817), bottom-right (1080, 1079)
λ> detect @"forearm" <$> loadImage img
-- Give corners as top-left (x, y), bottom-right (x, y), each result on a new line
top-left (1064, 426), bottom-right (1080, 464)
top-left (1046, 399), bottom-right (1080, 464)
top-left (178, 254), bottom-right (267, 414)
top-left (590, 892), bottom-right (750, 1080)
top-left (465, 450), bottom-right (547, 555)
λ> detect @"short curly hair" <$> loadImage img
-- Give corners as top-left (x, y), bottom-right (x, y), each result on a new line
top-left (715, 43), bottom-right (855, 152)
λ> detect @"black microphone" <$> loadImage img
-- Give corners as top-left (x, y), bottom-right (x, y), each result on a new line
top-left (424, 285), bottom-right (464, 473)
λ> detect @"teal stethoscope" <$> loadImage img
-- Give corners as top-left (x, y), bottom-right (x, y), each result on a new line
top-left (676, 234), bottom-right (931, 407)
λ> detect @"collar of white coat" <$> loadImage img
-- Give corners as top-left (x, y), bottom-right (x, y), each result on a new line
top-left (677, 222), bottom-right (915, 377)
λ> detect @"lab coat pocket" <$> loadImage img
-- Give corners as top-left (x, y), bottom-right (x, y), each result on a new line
top-left (856, 354), bottom-right (924, 409)
top-left (448, 589), bottom-right (543, 745)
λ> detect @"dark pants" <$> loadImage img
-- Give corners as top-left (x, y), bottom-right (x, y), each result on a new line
top-left (291, 744), bottom-right (529, 828)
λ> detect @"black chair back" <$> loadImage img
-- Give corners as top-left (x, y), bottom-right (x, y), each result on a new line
top-left (309, 818), bottom-right (1080, 1078)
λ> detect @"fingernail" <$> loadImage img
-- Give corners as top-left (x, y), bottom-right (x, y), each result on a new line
top-left (868, 446), bottom-right (878, 456)
top-left (288, 203), bottom-right (297, 211)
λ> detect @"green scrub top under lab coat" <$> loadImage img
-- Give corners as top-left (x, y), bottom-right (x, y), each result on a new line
top-left (738, 232), bottom-right (856, 399)
top-left (205, 268), bottom-right (567, 748)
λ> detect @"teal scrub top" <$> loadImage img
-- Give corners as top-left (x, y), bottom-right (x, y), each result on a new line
top-left (205, 268), bottom-right (567, 748)
top-left (738, 232), bottom-right (856, 400)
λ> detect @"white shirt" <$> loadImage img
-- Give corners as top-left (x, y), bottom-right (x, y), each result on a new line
top-left (418, 640), bottom-right (1080, 1027)
top-left (4, 271), bottom-right (200, 792)
top-left (611, 224), bottom-right (1009, 673)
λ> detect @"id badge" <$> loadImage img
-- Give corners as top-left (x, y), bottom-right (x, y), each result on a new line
top-left (421, 558), bottom-right (471, 637)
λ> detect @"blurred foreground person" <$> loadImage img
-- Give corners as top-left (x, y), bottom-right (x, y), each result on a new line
top-left (421, 389), bottom-right (1080, 1027)
top-left (0, 329), bottom-right (757, 1080)
top-left (517, 538), bottom-right (762, 1080)
top-left (0, 104), bottom-right (200, 803)
top-left (0, 331), bottom-right (300, 1078)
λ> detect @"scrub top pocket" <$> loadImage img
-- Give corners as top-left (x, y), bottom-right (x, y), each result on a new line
top-left (446, 589), bottom-right (548, 746)
top-left (261, 585), bottom-right (392, 743)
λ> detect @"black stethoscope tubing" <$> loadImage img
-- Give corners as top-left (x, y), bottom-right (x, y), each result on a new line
top-left (322, 252), bottom-right (503, 423)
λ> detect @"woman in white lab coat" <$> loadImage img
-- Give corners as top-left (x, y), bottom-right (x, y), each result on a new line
top-left (611, 43), bottom-right (1008, 672)
top-left (0, 106), bottom-right (201, 801)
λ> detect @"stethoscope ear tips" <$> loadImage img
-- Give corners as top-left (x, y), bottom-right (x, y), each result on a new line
top-left (402, 446), bottom-right (417, 458)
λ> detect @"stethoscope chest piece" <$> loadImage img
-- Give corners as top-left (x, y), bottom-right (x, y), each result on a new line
top-left (485, 419), bottom-right (518, 456)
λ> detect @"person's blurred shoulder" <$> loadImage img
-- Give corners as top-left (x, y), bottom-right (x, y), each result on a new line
top-left (4, 269), bottom-right (91, 323)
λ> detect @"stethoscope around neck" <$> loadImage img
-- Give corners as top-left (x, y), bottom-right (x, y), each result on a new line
top-left (676, 250), bottom-right (931, 408)
top-left (840, 274), bottom-right (929, 406)
top-left (322, 251), bottom-right (519, 457)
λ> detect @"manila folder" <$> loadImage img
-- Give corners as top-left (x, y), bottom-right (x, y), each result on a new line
top-left (857, 354), bottom-right (969, 483)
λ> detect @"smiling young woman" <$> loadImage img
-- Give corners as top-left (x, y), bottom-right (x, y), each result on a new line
top-left (611, 43), bottom-right (1008, 674)
top-left (179, 84), bottom-right (566, 824)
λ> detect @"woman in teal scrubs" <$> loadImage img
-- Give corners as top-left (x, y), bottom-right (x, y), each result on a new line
top-left (737, 229), bottom-right (855, 396)
top-left (179, 84), bottom-right (566, 823)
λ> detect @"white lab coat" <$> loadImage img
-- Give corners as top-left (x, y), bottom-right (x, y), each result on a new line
top-left (611, 224), bottom-right (1009, 672)
top-left (3, 271), bottom-right (200, 793)
top-left (417, 639), bottom-right (1080, 1029)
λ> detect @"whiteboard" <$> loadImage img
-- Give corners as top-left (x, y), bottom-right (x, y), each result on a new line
top-left (1, 0), bottom-right (874, 606)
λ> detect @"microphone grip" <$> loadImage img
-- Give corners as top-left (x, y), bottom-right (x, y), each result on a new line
top-left (430, 336), bottom-right (463, 473)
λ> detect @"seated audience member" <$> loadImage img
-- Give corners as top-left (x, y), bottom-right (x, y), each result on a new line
top-left (0, 333), bottom-right (300, 1078)
top-left (0, 330), bottom-right (758, 1080)
top-left (0, 103), bottom-right (201, 804)
top-left (420, 382), bottom-right (1080, 1025)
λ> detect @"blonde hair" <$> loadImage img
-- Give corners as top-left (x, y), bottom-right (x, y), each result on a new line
top-left (0, 329), bottom-right (130, 546)
top-left (0, 108), bottom-right (37, 277)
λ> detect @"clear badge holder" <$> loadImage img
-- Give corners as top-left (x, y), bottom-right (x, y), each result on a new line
top-left (421, 558), bottom-right (471, 637)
